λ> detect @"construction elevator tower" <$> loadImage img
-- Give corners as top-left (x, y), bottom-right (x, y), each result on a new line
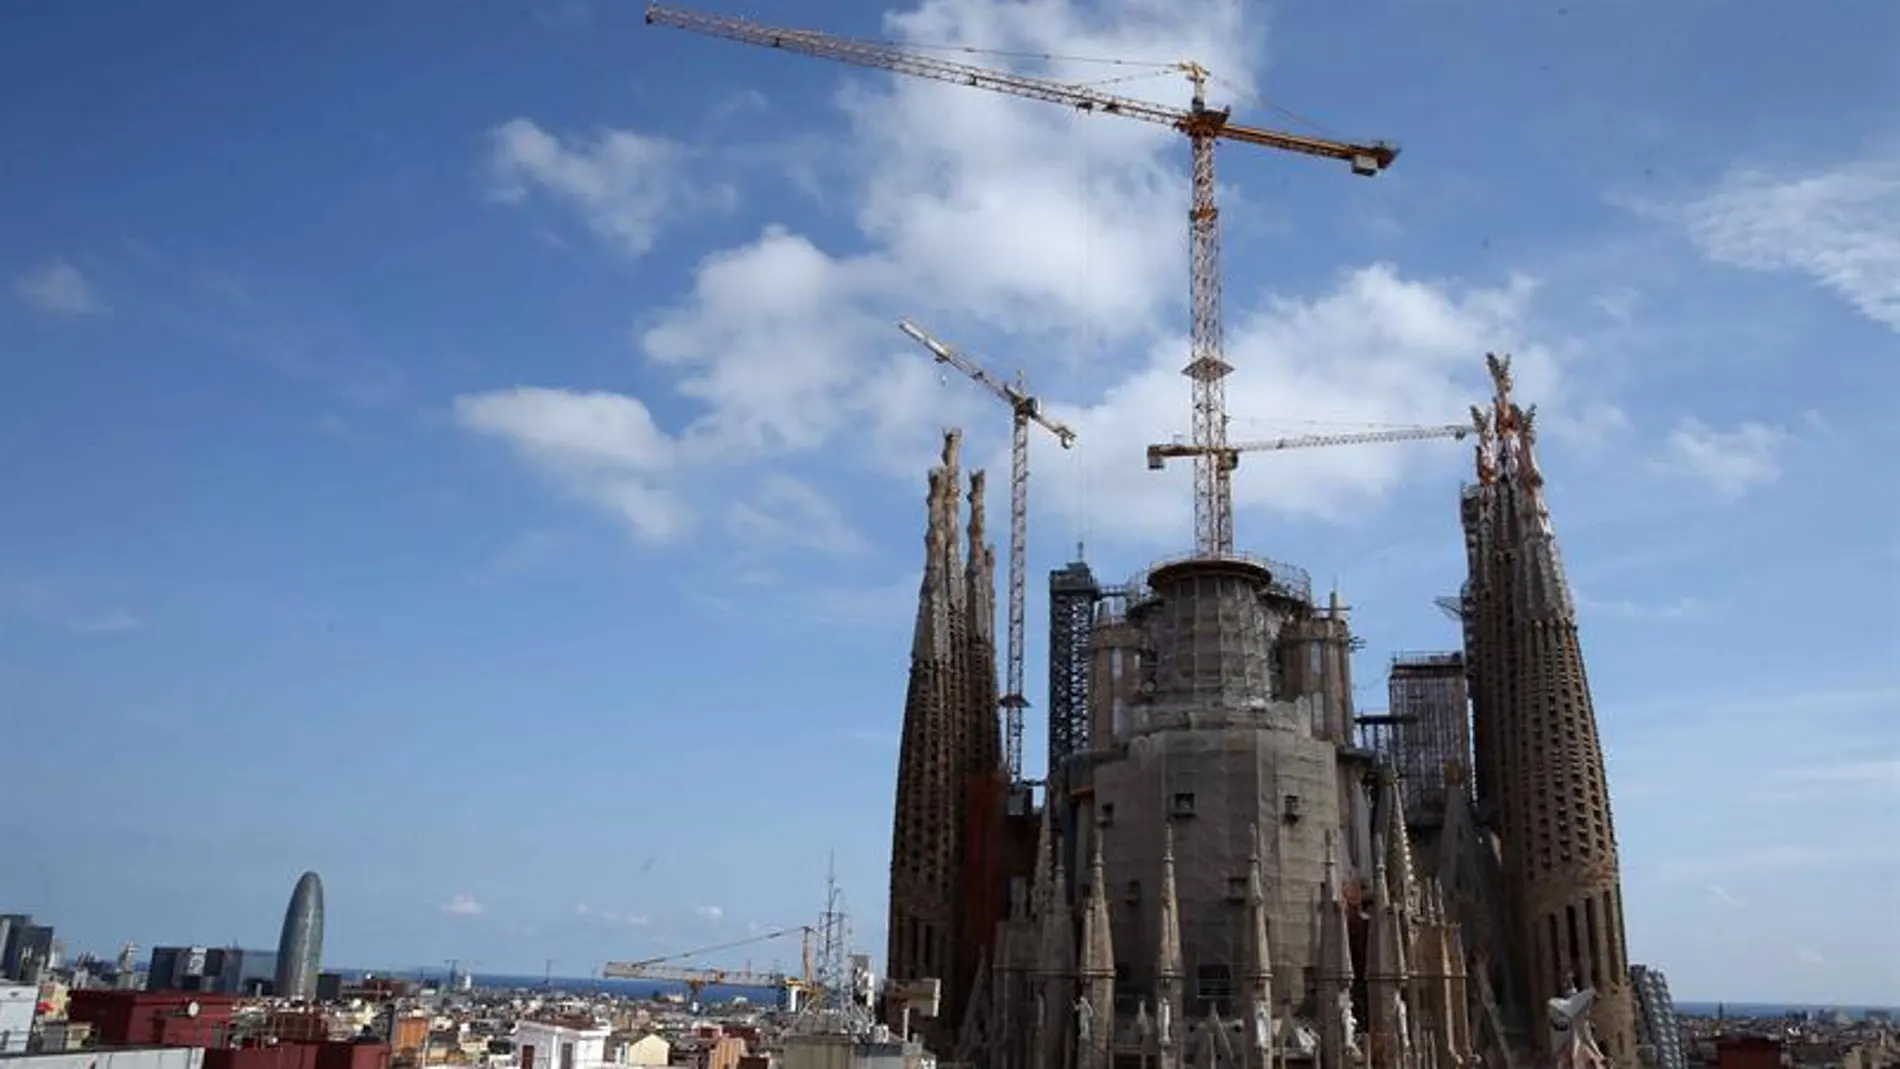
top-left (1047, 558), bottom-right (1100, 781)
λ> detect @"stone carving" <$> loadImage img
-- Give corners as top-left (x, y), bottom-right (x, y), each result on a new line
top-left (1251, 1000), bottom-right (1272, 1051)
top-left (1335, 992), bottom-right (1362, 1060)
top-left (1076, 996), bottom-right (1095, 1044)
top-left (1547, 989), bottom-right (1608, 1069)
top-left (1159, 1000), bottom-right (1174, 1049)
top-left (1194, 1015), bottom-right (1223, 1069)
top-left (1393, 995), bottom-right (1412, 1067)
top-left (1281, 1019), bottom-right (1319, 1057)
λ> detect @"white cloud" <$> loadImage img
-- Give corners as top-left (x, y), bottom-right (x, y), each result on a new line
top-left (576, 902), bottom-right (651, 926)
top-left (1022, 267), bottom-right (1564, 545)
top-left (486, 119), bottom-right (727, 257)
top-left (1658, 417), bottom-right (1786, 499)
top-left (808, 574), bottom-right (924, 628)
top-left (1771, 759), bottom-right (1900, 793)
top-left (727, 474), bottom-right (871, 556)
top-left (442, 893), bottom-right (485, 917)
top-left (693, 904), bottom-right (724, 922)
top-left (0, 580), bottom-right (141, 636)
top-left (1679, 159), bottom-right (1900, 332)
top-left (454, 387), bottom-right (688, 544)
top-left (473, 0), bottom-right (1617, 557)
top-left (15, 260), bottom-right (109, 316)
top-left (1656, 842), bottom-right (1899, 884)
top-left (1579, 594), bottom-right (1706, 621)
top-left (1706, 884), bottom-right (1745, 908)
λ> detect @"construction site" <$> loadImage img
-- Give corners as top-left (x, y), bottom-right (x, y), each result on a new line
top-left (633, 7), bottom-right (1652, 1069)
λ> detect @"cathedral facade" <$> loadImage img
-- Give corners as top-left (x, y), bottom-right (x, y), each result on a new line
top-left (934, 356), bottom-right (1629, 1069)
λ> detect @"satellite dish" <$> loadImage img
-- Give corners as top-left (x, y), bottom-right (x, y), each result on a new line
top-left (185, 1001), bottom-right (201, 1018)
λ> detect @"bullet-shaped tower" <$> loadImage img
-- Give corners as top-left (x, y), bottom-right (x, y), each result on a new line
top-left (274, 871), bottom-right (324, 1001)
top-left (1463, 356), bottom-right (1637, 1064)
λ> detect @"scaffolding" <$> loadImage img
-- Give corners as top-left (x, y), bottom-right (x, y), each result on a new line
top-left (1107, 550), bottom-right (1314, 611)
top-left (1047, 559), bottom-right (1100, 779)
top-left (1384, 652), bottom-right (1471, 824)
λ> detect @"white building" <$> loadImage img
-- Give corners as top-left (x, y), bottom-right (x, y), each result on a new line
top-left (515, 1018), bottom-right (612, 1069)
top-left (0, 982), bottom-right (37, 1054)
top-left (616, 1034), bottom-right (670, 1068)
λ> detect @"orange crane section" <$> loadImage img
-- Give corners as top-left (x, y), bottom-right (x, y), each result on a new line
top-left (601, 963), bottom-right (801, 1005)
top-left (601, 926), bottom-right (817, 1006)
top-left (898, 319), bottom-right (1076, 789)
top-left (645, 4), bottom-right (1398, 559)
top-left (1145, 423), bottom-right (1472, 473)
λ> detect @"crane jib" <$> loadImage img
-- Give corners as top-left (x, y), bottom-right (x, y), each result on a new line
top-left (652, 1), bottom-right (1399, 558)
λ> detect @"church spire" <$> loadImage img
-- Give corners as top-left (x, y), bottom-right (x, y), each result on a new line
top-left (1078, 824), bottom-right (1115, 1069)
top-left (1244, 824), bottom-right (1276, 1069)
top-left (1156, 822), bottom-right (1185, 1069)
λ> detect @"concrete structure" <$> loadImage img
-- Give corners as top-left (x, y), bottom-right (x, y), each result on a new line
top-left (678, 1030), bottom-right (748, 1069)
top-left (384, 1012), bottom-right (427, 1057)
top-left (1459, 354), bottom-right (1637, 1063)
top-left (32, 1020), bottom-right (95, 1052)
top-left (0, 917), bottom-right (22, 980)
top-left (274, 872), bottom-right (325, 1002)
top-left (515, 1018), bottom-right (611, 1069)
top-left (780, 1033), bottom-right (914, 1069)
top-left (67, 990), bottom-right (238, 1048)
top-left (1713, 1036), bottom-right (1783, 1069)
top-left (886, 430), bottom-right (1008, 1054)
top-left (1047, 559), bottom-right (1100, 779)
top-left (0, 1049), bottom-right (206, 1069)
top-left (148, 947), bottom-right (279, 996)
top-left (965, 543), bottom-right (1478, 1069)
top-left (1, 980), bottom-right (35, 1053)
top-left (883, 354), bottom-right (1643, 1069)
top-left (204, 1042), bottom-right (389, 1069)
top-left (1, 916), bottom-right (56, 983)
top-left (613, 1033), bottom-right (669, 1067)
top-left (1374, 652), bottom-right (1472, 824)
top-left (1630, 965), bottom-right (1685, 1069)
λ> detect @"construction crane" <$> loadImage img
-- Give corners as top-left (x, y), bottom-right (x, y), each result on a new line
top-left (602, 962), bottom-right (808, 1006)
top-left (898, 319), bottom-right (1076, 787)
top-left (645, 4), bottom-right (1398, 560)
top-left (602, 925), bottom-right (817, 1007)
top-left (1147, 422), bottom-right (1470, 471)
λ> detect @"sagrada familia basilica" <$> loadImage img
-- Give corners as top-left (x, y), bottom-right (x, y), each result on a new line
top-left (885, 356), bottom-right (1630, 1069)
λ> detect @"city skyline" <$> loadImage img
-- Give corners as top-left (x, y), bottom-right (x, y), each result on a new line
top-left (2, 0), bottom-right (1894, 1010)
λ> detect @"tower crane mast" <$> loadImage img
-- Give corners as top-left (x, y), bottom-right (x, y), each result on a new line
top-left (644, 4), bottom-right (1398, 559)
top-left (899, 320), bottom-right (1076, 787)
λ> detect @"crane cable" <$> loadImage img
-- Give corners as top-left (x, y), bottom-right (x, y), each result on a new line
top-left (616, 925), bottom-right (809, 970)
top-left (1073, 126), bottom-right (1096, 568)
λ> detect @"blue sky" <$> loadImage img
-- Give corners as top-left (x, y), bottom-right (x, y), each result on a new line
top-left (2, 0), bottom-right (1896, 1006)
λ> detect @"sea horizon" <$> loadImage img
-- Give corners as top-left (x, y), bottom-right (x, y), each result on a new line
top-left (363, 966), bottom-right (1895, 1020)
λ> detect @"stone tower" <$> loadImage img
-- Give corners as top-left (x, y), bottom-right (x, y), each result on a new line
top-left (888, 429), bottom-right (1005, 1050)
top-left (1463, 355), bottom-right (1637, 1064)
